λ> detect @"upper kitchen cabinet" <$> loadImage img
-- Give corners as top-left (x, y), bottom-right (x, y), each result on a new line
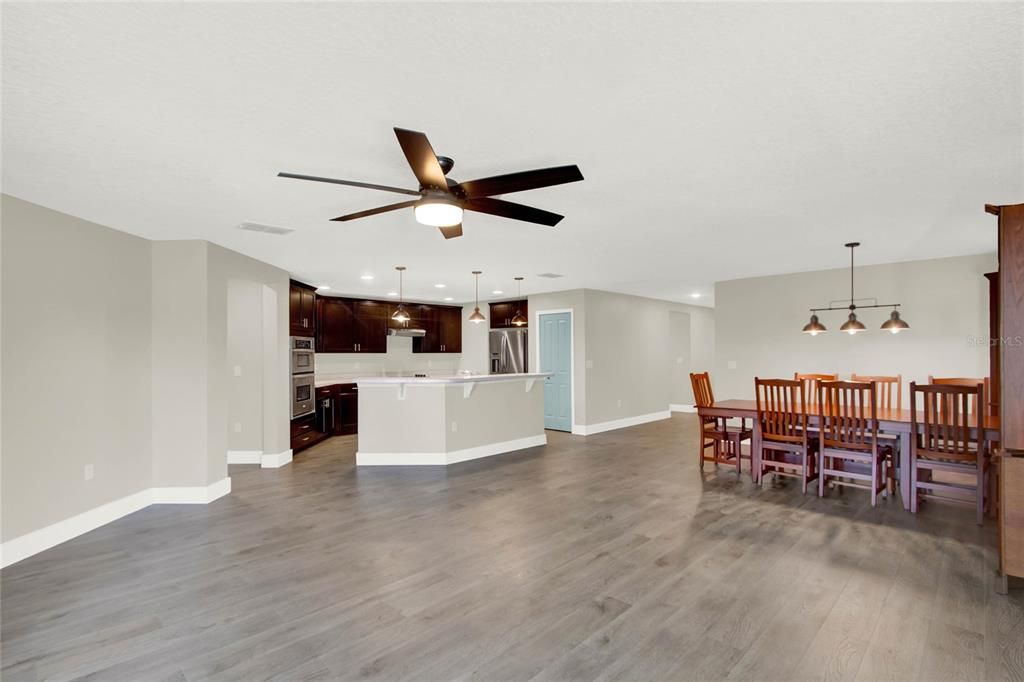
top-left (316, 296), bottom-right (355, 353)
top-left (289, 280), bottom-right (317, 337)
top-left (438, 307), bottom-right (463, 353)
top-left (352, 300), bottom-right (389, 353)
top-left (409, 304), bottom-right (440, 353)
top-left (489, 300), bottom-right (528, 329)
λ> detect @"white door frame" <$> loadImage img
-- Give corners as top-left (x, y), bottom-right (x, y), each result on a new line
top-left (533, 308), bottom-right (578, 434)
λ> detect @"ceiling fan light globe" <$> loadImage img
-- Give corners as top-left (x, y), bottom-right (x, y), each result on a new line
top-left (415, 202), bottom-right (463, 227)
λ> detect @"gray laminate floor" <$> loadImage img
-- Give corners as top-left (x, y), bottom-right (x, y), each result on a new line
top-left (2, 414), bottom-right (1023, 681)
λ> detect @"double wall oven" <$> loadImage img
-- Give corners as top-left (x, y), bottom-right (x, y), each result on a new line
top-left (291, 336), bottom-right (315, 418)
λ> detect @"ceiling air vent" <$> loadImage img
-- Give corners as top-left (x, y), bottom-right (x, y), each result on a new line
top-left (537, 272), bottom-right (564, 279)
top-left (237, 222), bottom-right (294, 235)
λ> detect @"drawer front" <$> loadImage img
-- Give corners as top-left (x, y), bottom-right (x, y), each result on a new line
top-left (291, 414), bottom-right (316, 437)
top-left (316, 386), bottom-right (334, 399)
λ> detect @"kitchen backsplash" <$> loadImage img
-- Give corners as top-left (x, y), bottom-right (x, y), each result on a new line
top-left (314, 335), bottom-right (461, 376)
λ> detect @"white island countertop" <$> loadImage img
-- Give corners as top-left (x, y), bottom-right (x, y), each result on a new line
top-left (356, 372), bottom-right (551, 386)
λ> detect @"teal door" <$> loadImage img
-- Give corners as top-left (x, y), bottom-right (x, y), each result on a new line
top-left (539, 312), bottom-right (572, 431)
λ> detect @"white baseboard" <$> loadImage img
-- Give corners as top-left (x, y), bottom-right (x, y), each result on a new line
top-left (670, 404), bottom-right (697, 413)
top-left (152, 477), bottom-right (231, 504)
top-left (261, 449), bottom-right (293, 468)
top-left (227, 450), bottom-right (263, 465)
top-left (576, 410), bottom-right (671, 436)
top-left (356, 434), bottom-right (547, 466)
top-left (0, 489), bottom-right (152, 569)
top-left (1, 476), bottom-right (232, 569)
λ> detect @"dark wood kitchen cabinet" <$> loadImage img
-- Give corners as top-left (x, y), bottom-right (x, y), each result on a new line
top-left (289, 280), bottom-right (317, 337)
top-left (316, 295), bottom-right (461, 354)
top-left (291, 413), bottom-right (328, 453)
top-left (352, 300), bottom-right (389, 353)
top-left (316, 296), bottom-right (355, 353)
top-left (336, 384), bottom-right (358, 435)
top-left (438, 306), bottom-right (463, 353)
top-left (489, 300), bottom-right (528, 328)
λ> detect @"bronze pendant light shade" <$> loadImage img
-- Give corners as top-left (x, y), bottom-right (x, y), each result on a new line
top-left (880, 308), bottom-right (910, 333)
top-left (391, 266), bottom-right (410, 323)
top-left (839, 312), bottom-right (867, 335)
top-left (803, 242), bottom-right (909, 336)
top-left (511, 277), bottom-right (527, 326)
top-left (801, 313), bottom-right (827, 335)
top-left (469, 271), bottom-right (486, 323)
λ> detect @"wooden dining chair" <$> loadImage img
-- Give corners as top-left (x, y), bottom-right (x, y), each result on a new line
top-left (928, 376), bottom-right (992, 417)
top-left (910, 381), bottom-right (989, 525)
top-left (817, 381), bottom-right (892, 506)
top-left (851, 373), bottom-right (903, 493)
top-left (795, 372), bottom-right (839, 408)
top-left (755, 378), bottom-right (818, 493)
top-left (690, 372), bottom-right (751, 475)
top-left (851, 374), bottom-right (902, 412)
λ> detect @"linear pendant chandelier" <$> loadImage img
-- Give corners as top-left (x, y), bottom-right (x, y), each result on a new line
top-left (801, 242), bottom-right (910, 336)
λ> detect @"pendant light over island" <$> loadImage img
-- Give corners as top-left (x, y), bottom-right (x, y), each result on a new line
top-left (469, 271), bottom-right (486, 324)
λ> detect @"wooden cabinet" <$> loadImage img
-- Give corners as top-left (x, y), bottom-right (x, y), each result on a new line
top-left (336, 384), bottom-right (358, 435)
top-left (316, 295), bottom-right (461, 354)
top-left (352, 300), bottom-right (389, 353)
top-left (289, 280), bottom-right (317, 337)
top-left (438, 307), bottom-right (462, 353)
top-left (316, 297), bottom-right (355, 353)
top-left (291, 413), bottom-right (328, 453)
top-left (489, 300), bottom-right (528, 328)
top-left (987, 202), bottom-right (1024, 592)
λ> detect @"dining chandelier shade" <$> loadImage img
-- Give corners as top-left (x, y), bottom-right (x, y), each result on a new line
top-left (511, 277), bottom-right (527, 326)
top-left (801, 242), bottom-right (910, 336)
top-left (391, 266), bottom-right (410, 323)
top-left (469, 271), bottom-right (486, 324)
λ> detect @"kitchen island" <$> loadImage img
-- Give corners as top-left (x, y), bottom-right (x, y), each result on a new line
top-left (355, 373), bottom-right (551, 466)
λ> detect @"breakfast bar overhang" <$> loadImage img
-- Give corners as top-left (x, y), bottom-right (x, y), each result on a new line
top-left (355, 373), bottom-right (552, 466)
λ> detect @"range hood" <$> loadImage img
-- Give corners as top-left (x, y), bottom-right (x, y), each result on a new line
top-left (388, 327), bottom-right (426, 338)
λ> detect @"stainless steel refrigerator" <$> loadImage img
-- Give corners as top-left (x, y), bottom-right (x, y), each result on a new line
top-left (489, 328), bottom-right (528, 374)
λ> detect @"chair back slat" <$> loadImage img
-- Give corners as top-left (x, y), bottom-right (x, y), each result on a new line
top-left (755, 378), bottom-right (808, 443)
top-left (690, 372), bottom-right (717, 428)
top-left (819, 380), bottom-right (877, 451)
top-left (795, 372), bottom-right (838, 407)
top-left (928, 376), bottom-right (991, 418)
top-left (912, 381), bottom-right (983, 459)
top-left (851, 373), bottom-right (902, 412)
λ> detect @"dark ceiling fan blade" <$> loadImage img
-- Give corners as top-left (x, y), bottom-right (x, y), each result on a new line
top-left (278, 172), bottom-right (420, 197)
top-left (464, 197), bottom-right (563, 227)
top-left (438, 224), bottom-right (463, 239)
top-left (454, 165), bottom-right (583, 199)
top-left (393, 128), bottom-right (448, 190)
top-left (330, 200), bottom-right (418, 222)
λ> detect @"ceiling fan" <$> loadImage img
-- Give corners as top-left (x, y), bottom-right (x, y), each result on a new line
top-left (278, 127), bottom-right (584, 239)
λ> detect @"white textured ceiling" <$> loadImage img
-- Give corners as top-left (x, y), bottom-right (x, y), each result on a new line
top-left (3, 2), bottom-right (1022, 306)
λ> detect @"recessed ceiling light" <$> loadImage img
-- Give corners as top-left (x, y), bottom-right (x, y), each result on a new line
top-left (690, 292), bottom-right (701, 299)
top-left (434, 283), bottom-right (446, 289)
top-left (443, 296), bottom-right (454, 301)
top-left (387, 291), bottom-right (398, 297)
top-left (360, 274), bottom-right (374, 281)
top-left (316, 285), bottom-right (331, 291)
top-left (492, 290), bottom-right (504, 295)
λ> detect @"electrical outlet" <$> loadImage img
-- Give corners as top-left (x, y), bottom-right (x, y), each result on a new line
top-left (617, 399), bottom-right (622, 408)
top-left (233, 365), bottom-right (242, 377)
top-left (676, 357), bottom-right (684, 364)
top-left (451, 421), bottom-right (458, 433)
top-left (728, 360), bottom-right (737, 370)
top-left (84, 464), bottom-right (94, 481)
top-left (586, 360), bottom-right (594, 369)
top-left (233, 422), bottom-right (242, 433)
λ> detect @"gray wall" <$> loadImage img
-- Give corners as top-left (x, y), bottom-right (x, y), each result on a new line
top-left (2, 196), bottom-right (153, 541)
top-left (526, 288), bottom-right (714, 429)
top-left (582, 290), bottom-right (713, 425)
top-left (714, 253), bottom-right (996, 404)
top-left (2, 196), bottom-right (291, 546)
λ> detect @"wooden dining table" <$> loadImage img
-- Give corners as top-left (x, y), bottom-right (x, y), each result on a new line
top-left (700, 399), bottom-right (1001, 510)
